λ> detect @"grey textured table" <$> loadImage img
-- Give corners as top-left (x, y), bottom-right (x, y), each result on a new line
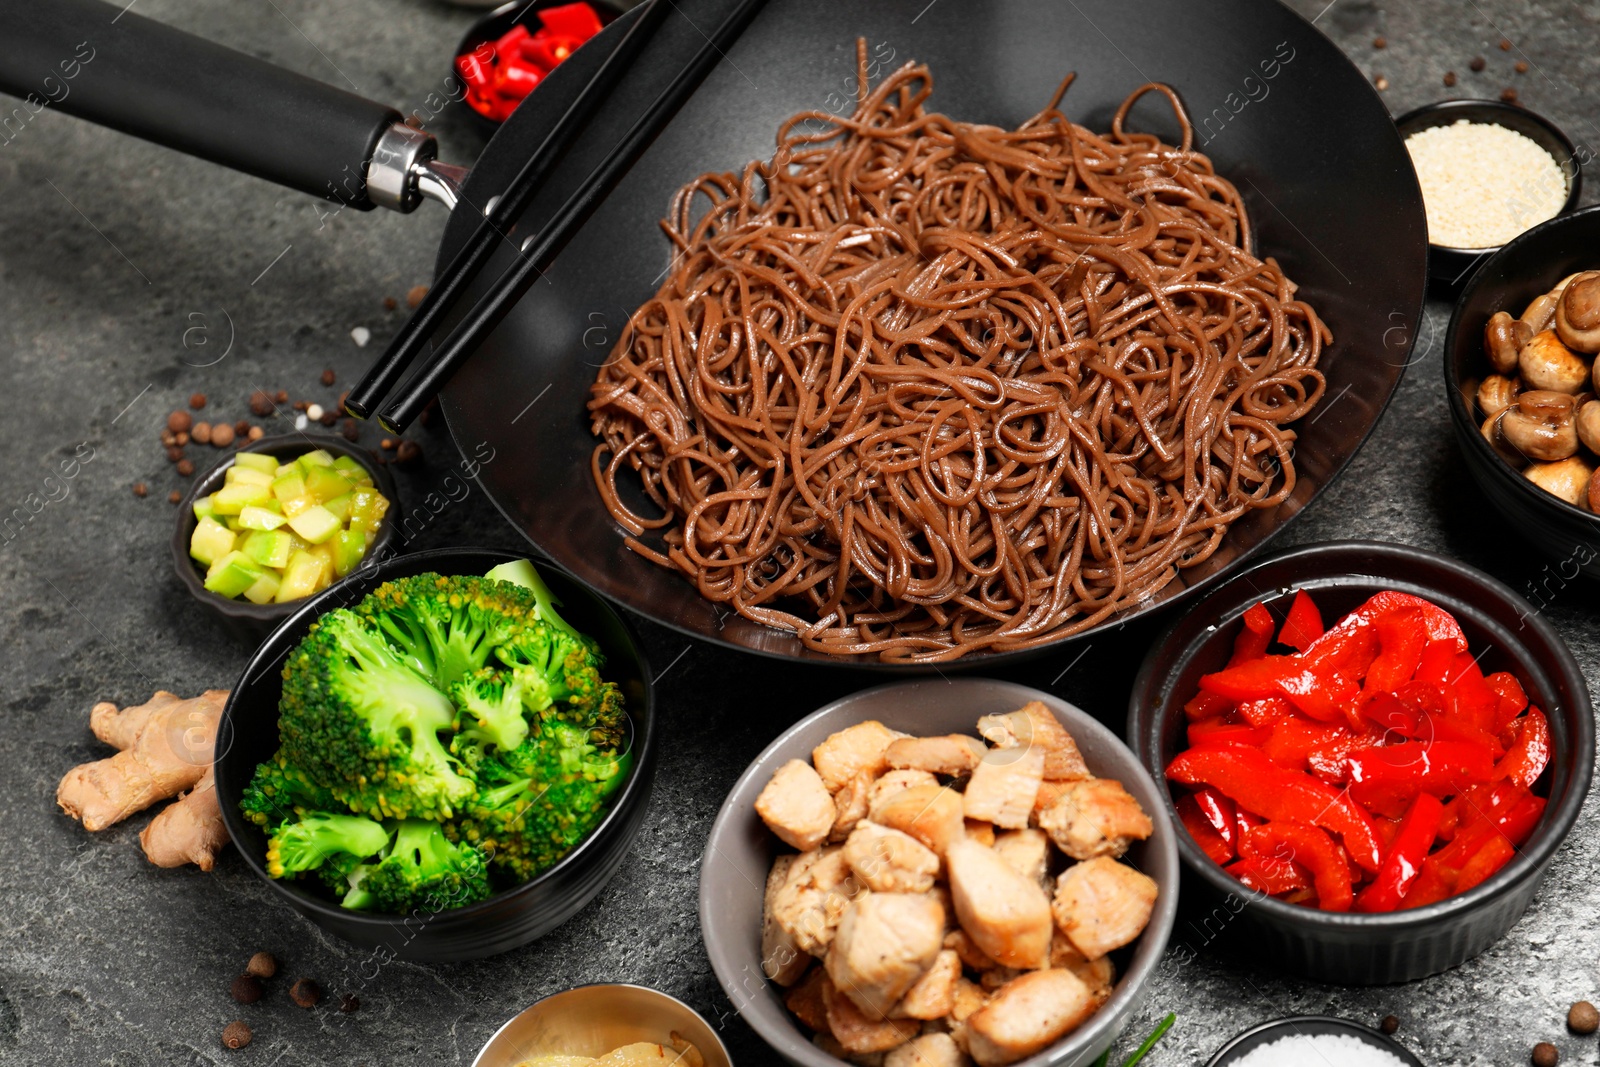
top-left (1, 1), bottom-right (1596, 1064)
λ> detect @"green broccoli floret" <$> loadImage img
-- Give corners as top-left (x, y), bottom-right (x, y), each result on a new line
top-left (451, 700), bottom-right (632, 883)
top-left (277, 609), bottom-right (473, 821)
top-left (361, 818), bottom-right (491, 913)
top-left (265, 812), bottom-right (390, 879)
top-left (486, 558), bottom-right (582, 640)
top-left (450, 668), bottom-right (532, 758)
top-left (357, 573), bottom-right (526, 691)
top-left (240, 750), bottom-right (340, 827)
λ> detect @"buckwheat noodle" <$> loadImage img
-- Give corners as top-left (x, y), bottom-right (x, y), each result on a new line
top-left (589, 42), bottom-right (1330, 662)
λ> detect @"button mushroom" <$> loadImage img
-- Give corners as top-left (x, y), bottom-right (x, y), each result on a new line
top-left (1485, 311), bottom-right (1532, 375)
top-left (1521, 289), bottom-right (1562, 334)
top-left (1482, 413), bottom-right (1527, 469)
top-left (1525, 455), bottom-right (1595, 507)
top-left (1477, 375), bottom-right (1519, 420)
top-left (1555, 272), bottom-right (1600, 354)
top-left (1500, 390), bottom-right (1579, 461)
top-left (1578, 400), bottom-right (1600, 456)
top-left (1519, 330), bottom-right (1589, 393)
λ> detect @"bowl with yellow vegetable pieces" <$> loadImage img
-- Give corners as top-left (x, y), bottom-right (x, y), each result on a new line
top-left (700, 678), bottom-right (1178, 1067)
top-left (472, 983), bottom-right (731, 1067)
top-left (172, 433), bottom-right (398, 639)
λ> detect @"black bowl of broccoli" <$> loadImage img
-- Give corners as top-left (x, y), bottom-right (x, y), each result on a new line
top-left (213, 546), bottom-right (656, 962)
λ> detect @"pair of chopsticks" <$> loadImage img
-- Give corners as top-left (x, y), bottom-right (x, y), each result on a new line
top-left (347, 0), bottom-right (770, 433)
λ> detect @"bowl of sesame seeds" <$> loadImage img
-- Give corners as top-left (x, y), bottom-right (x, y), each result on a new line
top-left (1395, 99), bottom-right (1581, 287)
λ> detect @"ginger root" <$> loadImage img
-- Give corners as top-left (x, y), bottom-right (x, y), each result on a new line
top-left (58, 689), bottom-right (231, 869)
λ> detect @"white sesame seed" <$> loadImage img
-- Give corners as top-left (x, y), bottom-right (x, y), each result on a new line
top-left (1406, 120), bottom-right (1567, 249)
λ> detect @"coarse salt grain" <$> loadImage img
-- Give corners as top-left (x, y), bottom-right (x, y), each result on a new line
top-left (1406, 119), bottom-right (1566, 249)
top-left (1228, 1033), bottom-right (1406, 1067)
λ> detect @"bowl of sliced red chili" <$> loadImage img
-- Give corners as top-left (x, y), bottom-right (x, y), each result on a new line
top-left (1128, 540), bottom-right (1592, 985)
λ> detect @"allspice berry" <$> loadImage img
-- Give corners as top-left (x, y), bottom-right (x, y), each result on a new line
top-left (234, 419), bottom-right (250, 437)
top-left (168, 490), bottom-right (182, 504)
top-left (166, 446), bottom-right (184, 463)
top-left (245, 952), bottom-right (277, 980)
top-left (249, 389), bottom-right (275, 416)
top-left (167, 410), bottom-right (193, 433)
top-left (289, 978), bottom-right (322, 1008)
top-left (1380, 1015), bottom-right (1399, 1034)
top-left (221, 1021), bottom-right (252, 1050)
top-left (192, 422), bottom-right (212, 444)
top-left (406, 284), bottom-right (429, 308)
top-left (177, 459), bottom-right (195, 477)
top-left (321, 369), bottom-right (336, 386)
top-left (189, 392), bottom-right (207, 410)
top-left (1533, 1042), bottom-right (1560, 1067)
top-left (1568, 1001), bottom-right (1599, 1034)
top-left (230, 974), bottom-right (263, 1004)
top-left (395, 439), bottom-right (423, 466)
top-left (247, 426), bottom-right (264, 442)
top-left (132, 483), bottom-right (147, 498)
top-left (211, 423), bottom-right (235, 447)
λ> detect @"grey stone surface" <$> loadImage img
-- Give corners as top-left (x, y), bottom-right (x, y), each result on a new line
top-left (0, 1), bottom-right (1596, 1065)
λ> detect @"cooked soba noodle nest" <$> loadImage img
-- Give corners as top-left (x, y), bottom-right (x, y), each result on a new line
top-left (589, 46), bottom-right (1331, 662)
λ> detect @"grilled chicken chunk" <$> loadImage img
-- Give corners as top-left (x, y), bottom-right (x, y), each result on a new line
top-left (785, 966), bottom-right (831, 1032)
top-left (892, 948), bottom-right (962, 1020)
top-left (886, 734), bottom-right (988, 777)
top-left (943, 928), bottom-right (999, 971)
top-left (831, 770), bottom-right (876, 843)
top-left (845, 821), bottom-right (941, 894)
top-left (1050, 934), bottom-right (1115, 999)
top-left (814, 721), bottom-right (907, 792)
top-left (945, 839), bottom-right (1053, 970)
top-left (976, 702), bottom-right (1090, 781)
top-left (963, 746), bottom-right (1044, 829)
top-left (965, 969), bottom-right (1098, 1066)
top-left (773, 845), bottom-right (859, 955)
top-left (1036, 779), bottom-right (1153, 860)
top-left (1052, 857), bottom-right (1158, 960)
top-left (757, 759), bottom-right (838, 852)
top-left (884, 1032), bottom-right (967, 1067)
top-left (825, 972), bottom-right (922, 1053)
top-left (763, 854), bottom-right (811, 985)
top-left (871, 784), bottom-right (967, 858)
top-left (991, 828), bottom-right (1051, 889)
top-left (868, 769), bottom-right (941, 811)
top-left (828, 892), bottom-right (946, 1018)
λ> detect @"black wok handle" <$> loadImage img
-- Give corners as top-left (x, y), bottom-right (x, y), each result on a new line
top-left (0, 0), bottom-right (414, 210)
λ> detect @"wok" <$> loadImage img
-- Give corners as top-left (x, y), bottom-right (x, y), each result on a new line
top-left (0, 0), bottom-right (1427, 668)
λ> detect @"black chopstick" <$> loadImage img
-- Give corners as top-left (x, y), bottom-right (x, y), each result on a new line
top-left (374, 0), bottom-right (770, 433)
top-left (343, 0), bottom-right (669, 421)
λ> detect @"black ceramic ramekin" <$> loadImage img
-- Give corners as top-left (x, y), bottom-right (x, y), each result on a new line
top-left (1128, 540), bottom-right (1592, 985)
top-left (213, 547), bottom-right (657, 962)
top-left (1445, 204), bottom-right (1600, 579)
top-left (171, 433), bottom-right (399, 641)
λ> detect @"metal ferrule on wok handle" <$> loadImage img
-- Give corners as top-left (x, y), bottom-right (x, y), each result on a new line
top-left (0, 0), bottom-right (467, 213)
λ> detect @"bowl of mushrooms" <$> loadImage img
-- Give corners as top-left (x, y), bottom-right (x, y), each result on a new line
top-left (699, 679), bottom-right (1178, 1067)
top-left (1446, 204), bottom-right (1600, 577)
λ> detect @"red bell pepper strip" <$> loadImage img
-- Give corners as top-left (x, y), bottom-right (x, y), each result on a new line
top-left (1242, 821), bottom-right (1354, 911)
top-left (1262, 716), bottom-right (1360, 772)
top-left (1343, 740), bottom-right (1495, 792)
top-left (1226, 854), bottom-right (1311, 896)
top-left (1342, 591), bottom-right (1467, 652)
top-left (1167, 744), bottom-right (1383, 872)
top-left (1184, 690), bottom-right (1235, 722)
top-left (1415, 640), bottom-right (1461, 689)
top-left (1485, 671), bottom-right (1530, 731)
top-left (1234, 804), bottom-right (1263, 843)
top-left (1278, 590), bottom-right (1325, 651)
top-left (1354, 792), bottom-right (1444, 912)
top-left (1495, 708), bottom-right (1551, 788)
top-left (1191, 787), bottom-right (1237, 851)
top-left (1177, 794), bottom-right (1234, 865)
top-left (1227, 602), bottom-right (1276, 666)
top-left (1362, 607), bottom-right (1429, 694)
top-left (1188, 720), bottom-right (1272, 749)
top-left (1237, 695), bottom-right (1295, 727)
top-left (1402, 855), bottom-right (1455, 907)
top-left (1455, 835), bottom-right (1516, 892)
top-left (1445, 652), bottom-right (1499, 733)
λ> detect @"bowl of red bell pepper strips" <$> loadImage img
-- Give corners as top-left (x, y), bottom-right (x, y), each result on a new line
top-left (1128, 540), bottom-right (1592, 985)
top-left (453, 0), bottom-right (623, 128)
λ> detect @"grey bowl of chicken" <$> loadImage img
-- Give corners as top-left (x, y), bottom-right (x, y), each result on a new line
top-left (699, 679), bottom-right (1179, 1067)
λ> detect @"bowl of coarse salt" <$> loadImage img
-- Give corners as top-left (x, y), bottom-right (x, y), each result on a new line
top-left (1396, 99), bottom-right (1581, 288)
top-left (1206, 1016), bottom-right (1424, 1067)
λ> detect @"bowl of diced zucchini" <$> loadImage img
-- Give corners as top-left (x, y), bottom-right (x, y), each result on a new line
top-left (171, 434), bottom-right (399, 639)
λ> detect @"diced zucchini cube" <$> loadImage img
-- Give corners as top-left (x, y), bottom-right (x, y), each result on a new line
top-left (241, 570), bottom-right (282, 605)
top-left (331, 455), bottom-right (363, 476)
top-left (321, 493), bottom-right (352, 524)
top-left (271, 473), bottom-right (307, 504)
top-left (202, 551), bottom-right (265, 598)
top-left (296, 449), bottom-right (336, 471)
top-left (225, 465), bottom-right (273, 488)
top-left (237, 505), bottom-right (286, 531)
top-left (332, 528), bottom-right (367, 577)
top-left (213, 482), bottom-right (272, 515)
top-left (192, 495), bottom-right (218, 523)
top-left (233, 452), bottom-right (280, 474)
top-left (276, 550), bottom-right (328, 602)
top-left (281, 494), bottom-right (314, 519)
top-left (241, 529), bottom-right (293, 569)
top-left (287, 504), bottom-right (341, 544)
top-left (189, 516), bottom-right (236, 567)
top-left (305, 466), bottom-right (352, 503)
top-left (349, 488), bottom-right (390, 534)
